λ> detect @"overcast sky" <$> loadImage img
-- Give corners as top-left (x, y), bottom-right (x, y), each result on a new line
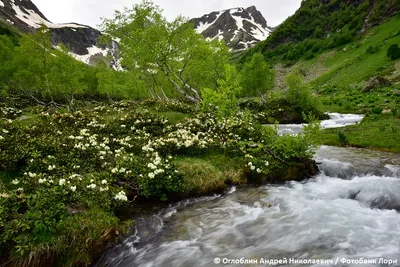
top-left (33, 0), bottom-right (302, 28)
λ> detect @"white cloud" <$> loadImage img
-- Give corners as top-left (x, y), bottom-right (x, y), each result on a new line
top-left (33, 0), bottom-right (302, 29)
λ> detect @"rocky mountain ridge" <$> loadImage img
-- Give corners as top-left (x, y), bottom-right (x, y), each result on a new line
top-left (191, 6), bottom-right (273, 50)
top-left (0, 0), bottom-right (117, 66)
top-left (0, 0), bottom-right (272, 64)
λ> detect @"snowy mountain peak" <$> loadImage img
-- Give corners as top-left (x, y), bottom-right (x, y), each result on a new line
top-left (190, 6), bottom-right (273, 51)
top-left (0, 0), bottom-right (87, 31)
top-left (0, 0), bottom-right (113, 66)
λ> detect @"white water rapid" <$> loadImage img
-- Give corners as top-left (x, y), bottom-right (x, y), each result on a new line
top-left (97, 114), bottom-right (400, 267)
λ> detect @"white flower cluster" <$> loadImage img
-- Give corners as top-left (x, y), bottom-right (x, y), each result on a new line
top-left (48, 165), bottom-right (56, 171)
top-left (87, 118), bottom-right (106, 128)
top-left (4, 105), bottom-right (268, 207)
top-left (247, 161), bottom-right (270, 174)
top-left (111, 167), bottom-right (130, 174)
top-left (1, 107), bottom-right (22, 117)
top-left (115, 191), bottom-right (128, 201)
top-left (87, 184), bottom-right (96, 189)
top-left (71, 132), bottom-right (101, 151)
top-left (146, 152), bottom-right (170, 179)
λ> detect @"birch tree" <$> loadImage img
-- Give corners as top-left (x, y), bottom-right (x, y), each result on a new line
top-left (101, 0), bottom-right (229, 103)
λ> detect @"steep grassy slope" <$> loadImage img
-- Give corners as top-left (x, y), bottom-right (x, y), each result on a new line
top-left (241, 0), bottom-right (400, 64)
top-left (272, 15), bottom-right (400, 104)
top-left (311, 15), bottom-right (400, 88)
top-left (258, 13), bottom-right (400, 152)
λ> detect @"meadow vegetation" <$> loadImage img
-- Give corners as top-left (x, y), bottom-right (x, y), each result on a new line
top-left (0, 97), bottom-right (321, 265)
top-left (2, 0), bottom-right (399, 265)
top-left (242, 0), bottom-right (400, 64)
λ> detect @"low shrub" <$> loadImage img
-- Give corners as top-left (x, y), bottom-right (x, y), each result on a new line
top-left (0, 100), bottom-right (321, 265)
top-left (387, 44), bottom-right (400, 60)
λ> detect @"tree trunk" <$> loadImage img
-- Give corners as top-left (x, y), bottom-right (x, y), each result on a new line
top-left (166, 76), bottom-right (200, 103)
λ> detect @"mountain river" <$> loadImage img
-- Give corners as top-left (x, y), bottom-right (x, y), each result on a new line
top-left (97, 114), bottom-right (400, 267)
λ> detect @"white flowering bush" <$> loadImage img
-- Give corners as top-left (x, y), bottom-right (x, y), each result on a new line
top-left (0, 107), bottom-right (182, 263)
top-left (153, 100), bottom-right (195, 113)
top-left (0, 99), bottom-right (320, 265)
top-left (0, 107), bottom-right (22, 119)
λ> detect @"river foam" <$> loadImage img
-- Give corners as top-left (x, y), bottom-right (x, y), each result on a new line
top-left (97, 116), bottom-right (400, 267)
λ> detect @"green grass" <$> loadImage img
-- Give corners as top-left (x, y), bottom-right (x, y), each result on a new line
top-left (320, 114), bottom-right (400, 153)
top-left (154, 111), bottom-right (191, 124)
top-left (319, 85), bottom-right (400, 114)
top-left (272, 16), bottom-right (400, 91)
top-left (174, 153), bottom-right (245, 196)
top-left (276, 15), bottom-right (400, 90)
top-left (311, 15), bottom-right (400, 88)
top-left (12, 112), bottom-right (40, 126)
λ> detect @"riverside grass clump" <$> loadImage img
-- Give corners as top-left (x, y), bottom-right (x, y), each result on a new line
top-left (0, 100), bottom-right (320, 266)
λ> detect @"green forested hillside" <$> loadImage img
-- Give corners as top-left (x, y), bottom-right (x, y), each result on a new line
top-left (268, 14), bottom-right (400, 109)
top-left (242, 0), bottom-right (400, 63)
top-left (237, 0), bottom-right (400, 153)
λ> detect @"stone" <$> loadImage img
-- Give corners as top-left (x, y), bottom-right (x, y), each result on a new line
top-left (363, 76), bottom-right (392, 92)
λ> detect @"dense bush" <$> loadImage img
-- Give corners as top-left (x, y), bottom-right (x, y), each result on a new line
top-left (366, 45), bottom-right (379, 54)
top-left (0, 107), bottom-right (182, 264)
top-left (387, 44), bottom-right (400, 60)
top-left (201, 65), bottom-right (242, 118)
top-left (285, 74), bottom-right (321, 117)
top-left (239, 53), bottom-right (274, 97)
top-left (0, 100), bottom-right (321, 265)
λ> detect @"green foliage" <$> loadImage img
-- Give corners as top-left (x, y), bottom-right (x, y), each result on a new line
top-left (366, 45), bottom-right (379, 54)
top-left (0, 35), bottom-right (16, 89)
top-left (0, 25), bottom-right (151, 106)
top-left (241, 0), bottom-right (399, 63)
top-left (387, 44), bottom-right (400, 60)
top-left (285, 74), bottom-right (321, 116)
top-left (10, 27), bottom-right (89, 106)
top-left (101, 0), bottom-right (230, 103)
top-left (0, 25), bottom-right (19, 46)
top-left (320, 114), bottom-right (400, 153)
top-left (96, 65), bottom-right (148, 100)
top-left (239, 53), bottom-right (274, 97)
top-left (303, 50), bottom-right (315, 60)
top-left (55, 209), bottom-right (130, 267)
top-left (371, 107), bottom-right (383, 115)
top-left (270, 119), bottom-right (321, 161)
top-left (201, 65), bottom-right (242, 118)
top-left (338, 131), bottom-right (348, 145)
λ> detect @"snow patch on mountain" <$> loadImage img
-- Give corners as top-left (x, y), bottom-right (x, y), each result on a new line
top-left (191, 6), bottom-right (273, 51)
top-left (0, 0), bottom-right (114, 66)
top-left (11, 2), bottom-right (87, 29)
top-left (69, 46), bottom-right (108, 64)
